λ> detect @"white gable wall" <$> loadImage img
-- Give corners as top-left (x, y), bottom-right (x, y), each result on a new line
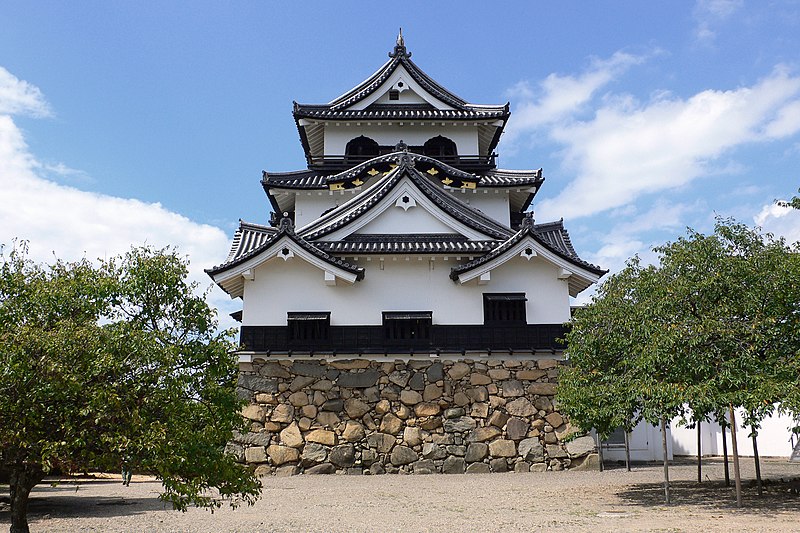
top-left (324, 125), bottom-right (479, 157)
top-left (449, 190), bottom-right (510, 227)
top-left (353, 203), bottom-right (456, 235)
top-left (241, 253), bottom-right (570, 326)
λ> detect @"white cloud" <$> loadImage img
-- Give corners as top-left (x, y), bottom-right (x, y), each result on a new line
top-left (0, 67), bottom-right (239, 327)
top-left (503, 52), bottom-right (645, 147)
top-left (693, 0), bottom-right (744, 42)
top-left (518, 63), bottom-right (800, 221)
top-left (0, 67), bottom-right (52, 118)
top-left (754, 201), bottom-right (800, 244)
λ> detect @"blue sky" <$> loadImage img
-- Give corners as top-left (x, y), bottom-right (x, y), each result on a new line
top-left (2, 1), bottom-right (800, 318)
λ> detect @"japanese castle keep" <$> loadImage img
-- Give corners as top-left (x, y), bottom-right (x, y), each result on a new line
top-left (207, 33), bottom-right (606, 475)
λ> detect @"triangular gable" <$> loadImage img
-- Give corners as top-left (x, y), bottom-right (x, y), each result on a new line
top-left (325, 176), bottom-right (493, 241)
top-left (297, 154), bottom-right (513, 242)
top-left (207, 220), bottom-right (364, 298)
top-left (450, 218), bottom-right (606, 296)
top-left (347, 64), bottom-right (455, 111)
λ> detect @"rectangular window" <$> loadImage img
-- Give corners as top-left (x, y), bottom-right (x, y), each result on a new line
top-left (383, 311), bottom-right (432, 341)
top-left (288, 312), bottom-right (330, 341)
top-left (483, 293), bottom-right (527, 324)
top-left (388, 89), bottom-right (400, 100)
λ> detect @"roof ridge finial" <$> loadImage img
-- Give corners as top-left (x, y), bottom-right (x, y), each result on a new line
top-left (389, 28), bottom-right (411, 59)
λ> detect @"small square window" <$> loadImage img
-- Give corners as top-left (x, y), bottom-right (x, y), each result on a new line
top-left (483, 293), bottom-right (527, 324)
top-left (389, 89), bottom-right (400, 101)
top-left (288, 312), bottom-right (330, 341)
top-left (383, 311), bottom-right (431, 341)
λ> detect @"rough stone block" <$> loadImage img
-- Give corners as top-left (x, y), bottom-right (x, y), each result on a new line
top-left (412, 459), bottom-right (436, 474)
top-left (516, 369), bottom-right (547, 381)
top-left (546, 444), bottom-right (568, 459)
top-left (288, 391), bottom-right (309, 407)
top-left (305, 462), bottom-right (336, 474)
top-left (466, 462), bottom-right (491, 474)
top-left (528, 382), bottom-right (557, 396)
top-left (501, 380), bottom-right (525, 397)
top-left (505, 417), bottom-right (530, 441)
top-left (271, 404), bottom-right (295, 423)
top-left (329, 444), bottom-right (356, 467)
top-left (426, 362), bottom-right (444, 382)
top-left (267, 445), bottom-right (299, 465)
top-left (390, 445), bottom-right (418, 466)
top-left (414, 402), bottom-right (440, 417)
top-left (442, 456), bottom-right (466, 474)
top-left (305, 429), bottom-right (337, 446)
top-left (488, 439), bottom-right (516, 457)
top-left (400, 390), bottom-right (423, 405)
top-left (342, 421), bottom-right (366, 442)
top-left (448, 362), bottom-right (470, 380)
top-left (337, 370), bottom-right (380, 388)
top-left (242, 404), bottom-right (266, 423)
top-left (258, 363), bottom-right (290, 379)
top-left (423, 384), bottom-right (442, 401)
top-left (467, 426), bottom-right (501, 443)
top-left (380, 413), bottom-right (404, 434)
top-left (465, 442), bottom-right (488, 463)
top-left (344, 398), bottom-right (371, 419)
top-left (289, 376), bottom-right (316, 392)
top-left (329, 360), bottom-right (371, 370)
top-left (291, 361), bottom-right (328, 378)
top-left (300, 443), bottom-right (327, 465)
top-left (245, 446), bottom-right (268, 463)
top-left (366, 432), bottom-right (396, 453)
top-left (279, 422), bottom-right (304, 448)
top-left (469, 373), bottom-right (492, 386)
top-left (443, 416), bottom-right (477, 433)
top-left (489, 458), bottom-right (508, 472)
top-left (566, 435), bottom-right (596, 458)
top-left (505, 397), bottom-right (534, 417)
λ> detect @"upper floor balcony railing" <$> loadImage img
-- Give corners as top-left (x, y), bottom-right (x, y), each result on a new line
top-left (308, 153), bottom-right (497, 173)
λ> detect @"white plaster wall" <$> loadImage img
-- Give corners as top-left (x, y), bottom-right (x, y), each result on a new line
top-left (294, 193), bottom-right (341, 229)
top-left (450, 190), bottom-right (510, 227)
top-left (324, 125), bottom-right (479, 156)
top-left (602, 421), bottom-right (674, 462)
top-left (353, 204), bottom-right (461, 235)
top-left (669, 408), bottom-right (797, 458)
top-left (241, 253), bottom-right (572, 326)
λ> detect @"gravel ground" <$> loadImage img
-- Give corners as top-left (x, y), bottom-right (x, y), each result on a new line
top-left (2, 458), bottom-right (799, 532)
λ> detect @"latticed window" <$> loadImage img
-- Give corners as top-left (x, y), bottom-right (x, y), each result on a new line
top-left (288, 312), bottom-right (330, 341)
top-left (383, 311), bottom-right (432, 341)
top-left (483, 293), bottom-right (527, 324)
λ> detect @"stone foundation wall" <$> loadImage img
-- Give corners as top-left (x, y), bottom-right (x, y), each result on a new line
top-left (229, 358), bottom-right (598, 476)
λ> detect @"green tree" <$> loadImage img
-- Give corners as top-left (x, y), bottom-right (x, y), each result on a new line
top-left (1, 244), bottom-right (260, 533)
top-left (559, 219), bottom-right (800, 505)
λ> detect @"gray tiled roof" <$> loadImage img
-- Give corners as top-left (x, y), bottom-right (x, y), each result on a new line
top-left (262, 152), bottom-right (543, 191)
top-left (316, 234), bottom-right (500, 254)
top-left (206, 218), bottom-right (364, 281)
top-left (449, 218), bottom-right (606, 280)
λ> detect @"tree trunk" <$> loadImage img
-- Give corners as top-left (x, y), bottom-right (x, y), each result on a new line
top-left (9, 465), bottom-right (42, 533)
top-left (722, 421), bottom-right (730, 487)
top-left (661, 418), bottom-right (671, 504)
top-left (624, 429), bottom-right (631, 472)
top-left (752, 427), bottom-right (762, 497)
top-left (595, 431), bottom-right (604, 472)
top-left (697, 421), bottom-right (702, 483)
top-left (729, 405), bottom-right (743, 508)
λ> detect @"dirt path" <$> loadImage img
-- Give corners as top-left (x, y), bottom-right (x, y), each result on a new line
top-left (2, 459), bottom-right (799, 532)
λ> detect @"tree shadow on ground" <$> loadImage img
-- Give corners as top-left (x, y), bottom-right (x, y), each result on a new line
top-left (616, 477), bottom-right (800, 514)
top-left (0, 480), bottom-right (171, 523)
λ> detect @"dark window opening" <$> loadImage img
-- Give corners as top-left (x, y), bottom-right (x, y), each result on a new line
top-left (288, 312), bottom-right (330, 341)
top-left (345, 136), bottom-right (380, 161)
top-left (383, 311), bottom-right (432, 342)
top-left (389, 89), bottom-right (400, 100)
top-left (423, 136), bottom-right (458, 158)
top-left (483, 293), bottom-right (527, 324)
